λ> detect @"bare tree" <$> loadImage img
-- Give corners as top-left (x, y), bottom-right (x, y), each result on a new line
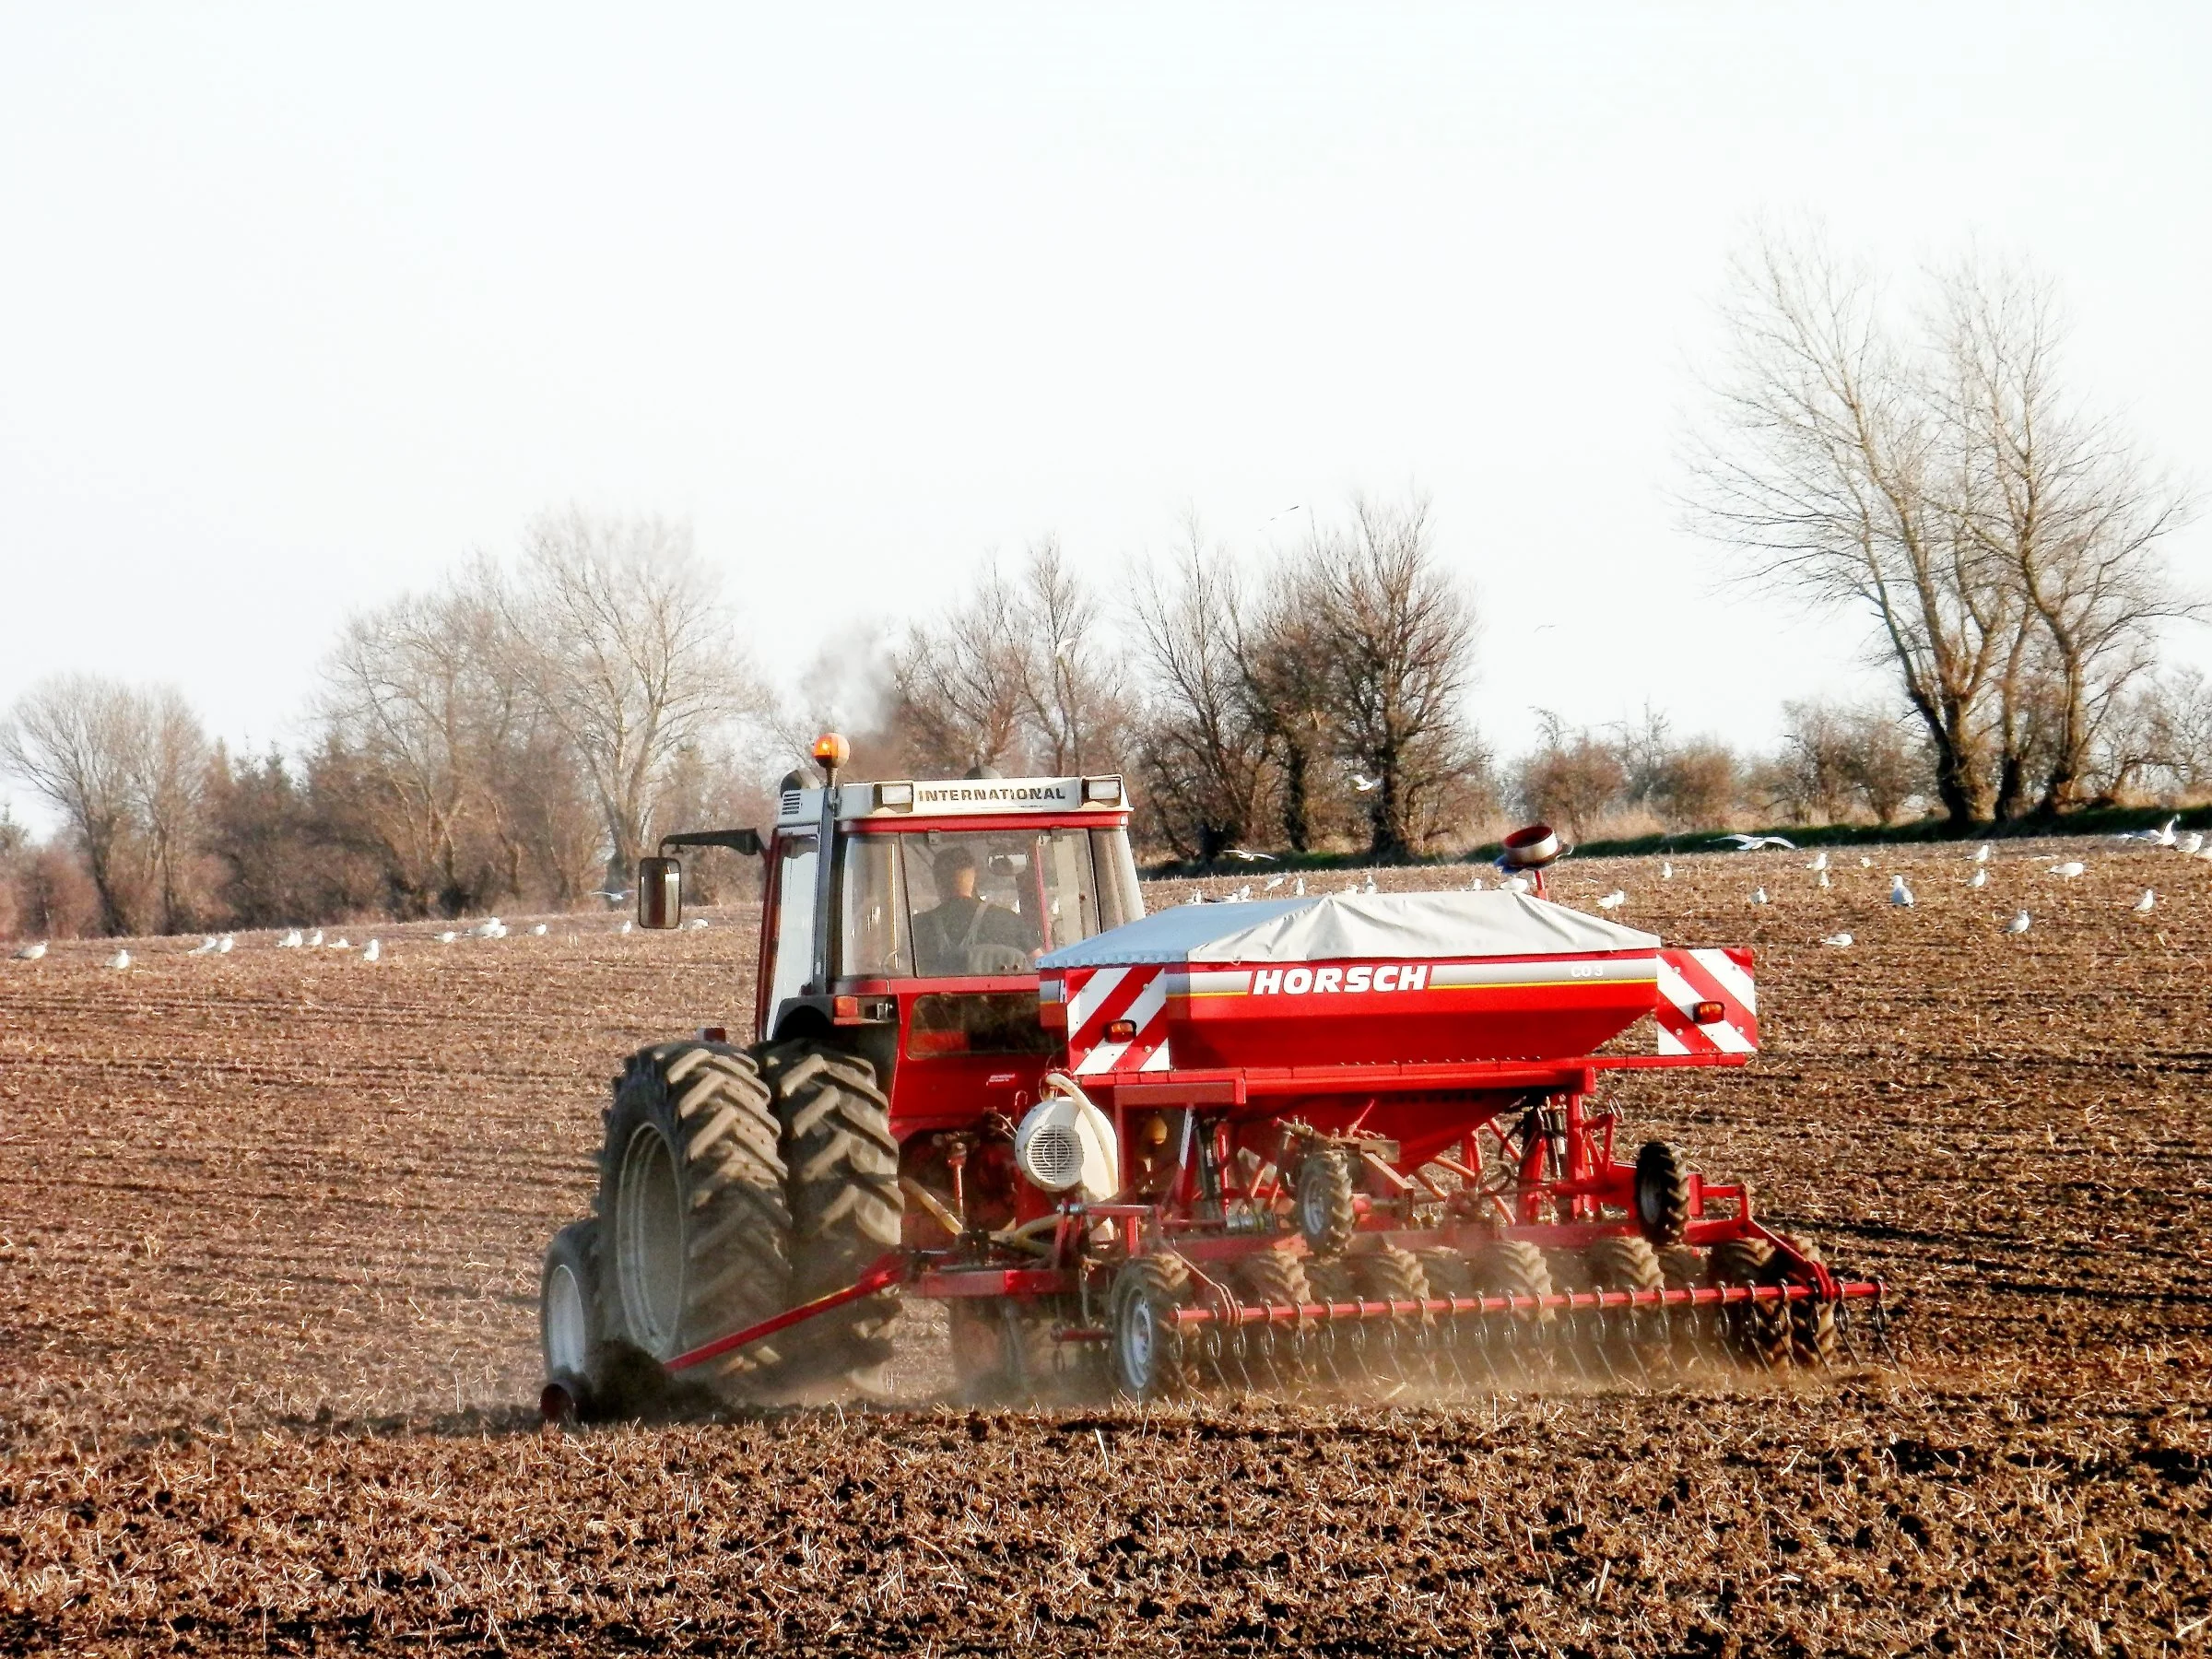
top-left (1688, 230), bottom-right (2016, 826)
top-left (894, 540), bottom-right (1129, 780)
top-left (1130, 527), bottom-right (1273, 861)
top-left (1, 675), bottom-right (182, 934)
top-left (1307, 496), bottom-right (1485, 860)
top-left (322, 573), bottom-right (518, 914)
top-left (130, 687), bottom-right (212, 934)
top-left (1238, 558), bottom-right (1344, 853)
top-left (1937, 263), bottom-right (2198, 812)
top-left (508, 509), bottom-right (765, 880)
top-left (1513, 713), bottom-right (1626, 842)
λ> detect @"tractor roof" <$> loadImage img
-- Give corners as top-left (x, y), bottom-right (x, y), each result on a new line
top-left (774, 773), bottom-right (1129, 828)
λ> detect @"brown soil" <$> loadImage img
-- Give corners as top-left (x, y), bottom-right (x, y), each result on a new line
top-left (3, 841), bottom-right (2207, 1654)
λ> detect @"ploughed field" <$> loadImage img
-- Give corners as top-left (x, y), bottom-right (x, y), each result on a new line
top-left (2, 841), bottom-right (2207, 1654)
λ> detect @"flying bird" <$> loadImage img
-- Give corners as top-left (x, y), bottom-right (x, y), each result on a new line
top-left (1227, 848), bottom-right (1277, 863)
top-left (589, 888), bottom-right (630, 902)
top-left (107, 949), bottom-right (131, 970)
top-left (276, 929), bottom-right (303, 948)
top-left (2048, 862), bottom-right (2086, 879)
top-left (1263, 875), bottom-right (1286, 891)
top-left (362, 938), bottom-right (382, 962)
top-left (2133, 889), bottom-right (2156, 914)
top-left (1820, 932), bottom-right (1853, 947)
top-left (1970, 868), bottom-right (1988, 888)
top-left (1716, 834), bottom-right (1794, 852)
top-left (2004, 910), bottom-right (2031, 935)
top-left (1350, 774), bottom-right (1380, 794)
top-left (1595, 890), bottom-right (1626, 911)
top-left (1889, 875), bottom-right (1914, 908)
top-left (1750, 887), bottom-right (1769, 905)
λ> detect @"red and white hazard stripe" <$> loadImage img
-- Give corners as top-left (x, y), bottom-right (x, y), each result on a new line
top-left (1654, 947), bottom-right (1759, 1056)
top-left (1054, 964), bottom-right (1175, 1075)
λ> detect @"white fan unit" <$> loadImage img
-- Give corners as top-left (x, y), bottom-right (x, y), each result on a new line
top-left (1013, 1075), bottom-right (1119, 1203)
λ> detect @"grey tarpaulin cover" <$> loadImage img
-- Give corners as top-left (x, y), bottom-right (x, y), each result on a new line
top-left (1039, 891), bottom-right (1659, 969)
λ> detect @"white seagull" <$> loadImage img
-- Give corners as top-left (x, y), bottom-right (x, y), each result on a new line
top-left (1228, 848), bottom-right (1277, 863)
top-left (1263, 875), bottom-right (1286, 891)
top-left (12, 941), bottom-right (48, 960)
top-left (1595, 889), bottom-right (1626, 910)
top-left (189, 935), bottom-right (221, 956)
top-left (216, 934), bottom-right (232, 955)
top-left (684, 916), bottom-right (711, 930)
top-left (1805, 851), bottom-right (1829, 873)
top-left (470, 918), bottom-right (507, 939)
top-left (2133, 889), bottom-right (2156, 914)
top-left (1750, 887), bottom-right (1770, 906)
top-left (1502, 874), bottom-right (1533, 895)
top-left (438, 930), bottom-right (458, 944)
top-left (1660, 862), bottom-right (1674, 880)
top-left (1817, 870), bottom-right (1831, 888)
top-left (1972, 843), bottom-right (1992, 865)
top-left (1970, 868), bottom-right (1988, 888)
top-left (1233, 885), bottom-right (1251, 901)
top-left (2048, 862), bottom-right (2086, 879)
top-left (2179, 832), bottom-right (2205, 856)
top-left (1716, 833), bottom-right (1794, 852)
top-left (1466, 876), bottom-right (1486, 890)
top-left (1363, 873), bottom-right (1377, 894)
top-left (328, 936), bottom-right (351, 950)
top-left (618, 920), bottom-right (634, 935)
top-left (2004, 910), bottom-right (2031, 935)
top-left (1889, 875), bottom-right (1914, 908)
top-left (530, 923), bottom-right (549, 936)
top-left (362, 938), bottom-right (382, 962)
top-left (308, 928), bottom-right (324, 947)
top-left (276, 928), bottom-right (303, 948)
top-left (1350, 774), bottom-right (1380, 794)
top-left (107, 948), bottom-right (131, 970)
top-left (1292, 877), bottom-right (1305, 897)
top-left (1820, 932), bottom-right (1853, 947)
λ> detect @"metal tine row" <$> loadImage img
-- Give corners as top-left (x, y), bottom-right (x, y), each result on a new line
top-left (1181, 1290), bottom-right (1879, 1396)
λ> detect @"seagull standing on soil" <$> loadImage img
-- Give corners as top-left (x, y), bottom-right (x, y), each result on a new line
top-left (189, 935), bottom-right (221, 956)
top-left (618, 920), bottom-right (634, 935)
top-left (1363, 873), bottom-right (1378, 895)
top-left (107, 949), bottom-right (131, 970)
top-left (276, 928), bottom-right (303, 947)
top-left (328, 936), bottom-right (351, 950)
top-left (1820, 932), bottom-right (1853, 947)
top-left (1973, 843), bottom-right (1992, 865)
top-left (216, 935), bottom-right (232, 954)
top-left (2005, 910), bottom-right (2032, 935)
top-left (1806, 851), bottom-right (1829, 873)
top-left (470, 918), bottom-right (507, 939)
top-left (1817, 869), bottom-right (1831, 888)
top-left (1750, 887), bottom-right (1770, 906)
top-left (363, 938), bottom-right (382, 962)
top-left (1596, 890), bottom-right (1626, 911)
top-left (2048, 862), bottom-right (2087, 879)
top-left (2179, 832), bottom-right (2205, 856)
top-left (1292, 877), bottom-right (1305, 897)
top-left (1264, 875), bottom-right (1286, 891)
top-left (684, 916), bottom-right (710, 930)
top-left (438, 930), bottom-right (458, 944)
top-left (307, 928), bottom-right (324, 947)
top-left (1889, 875), bottom-right (1914, 908)
top-left (1660, 863), bottom-right (1674, 880)
top-left (530, 923), bottom-right (549, 935)
top-left (1502, 875), bottom-right (1533, 895)
top-left (1970, 868), bottom-right (1988, 888)
top-left (12, 942), bottom-right (48, 960)
top-left (2133, 889), bottom-right (2156, 914)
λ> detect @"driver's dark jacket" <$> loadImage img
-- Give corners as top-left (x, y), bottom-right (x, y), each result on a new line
top-left (910, 894), bottom-right (1033, 974)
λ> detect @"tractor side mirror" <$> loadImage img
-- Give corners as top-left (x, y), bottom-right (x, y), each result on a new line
top-left (637, 856), bottom-right (682, 929)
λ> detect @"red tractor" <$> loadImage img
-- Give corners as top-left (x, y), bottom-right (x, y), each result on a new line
top-left (538, 740), bottom-right (1880, 1416)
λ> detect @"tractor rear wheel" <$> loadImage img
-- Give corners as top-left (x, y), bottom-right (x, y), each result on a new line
top-left (597, 1041), bottom-right (790, 1403)
top-left (1706, 1237), bottom-right (1789, 1370)
top-left (949, 1298), bottom-right (1065, 1403)
top-left (1633, 1140), bottom-right (1692, 1245)
top-left (1764, 1232), bottom-right (1840, 1368)
top-left (1295, 1149), bottom-right (1357, 1258)
top-left (1233, 1251), bottom-right (1313, 1387)
top-left (762, 1040), bottom-right (904, 1399)
top-left (539, 1219), bottom-right (603, 1419)
top-left (1416, 1247), bottom-right (1475, 1300)
top-left (1351, 1244), bottom-right (1430, 1312)
top-left (1468, 1239), bottom-right (1553, 1382)
top-left (1110, 1254), bottom-right (1194, 1399)
top-left (1583, 1233), bottom-right (1668, 1373)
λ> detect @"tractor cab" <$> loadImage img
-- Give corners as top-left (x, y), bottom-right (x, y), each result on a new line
top-left (637, 736), bottom-right (1143, 1129)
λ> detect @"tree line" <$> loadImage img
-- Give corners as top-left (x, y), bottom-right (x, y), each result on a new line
top-left (4, 236), bottom-right (2204, 940)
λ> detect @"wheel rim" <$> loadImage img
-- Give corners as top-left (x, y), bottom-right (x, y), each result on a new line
top-left (618, 1124), bottom-right (686, 1355)
top-left (544, 1261), bottom-right (587, 1377)
top-left (1635, 1167), bottom-right (1661, 1229)
top-left (1117, 1293), bottom-right (1158, 1392)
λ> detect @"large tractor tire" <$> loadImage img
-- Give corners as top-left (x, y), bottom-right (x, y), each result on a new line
top-left (1583, 1233), bottom-right (1668, 1373)
top-left (596, 1041), bottom-right (790, 1404)
top-left (1469, 1239), bottom-right (1554, 1313)
top-left (761, 1039), bottom-right (904, 1398)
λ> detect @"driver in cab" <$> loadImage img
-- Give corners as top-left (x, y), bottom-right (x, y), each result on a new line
top-left (911, 845), bottom-right (1034, 974)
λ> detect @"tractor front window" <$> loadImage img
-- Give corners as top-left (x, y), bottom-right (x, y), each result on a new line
top-left (835, 826), bottom-right (1132, 980)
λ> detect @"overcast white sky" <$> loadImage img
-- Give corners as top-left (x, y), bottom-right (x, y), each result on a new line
top-left (3, 6), bottom-right (2207, 828)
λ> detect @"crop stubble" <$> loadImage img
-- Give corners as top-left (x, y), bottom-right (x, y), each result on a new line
top-left (2, 842), bottom-right (2207, 1653)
